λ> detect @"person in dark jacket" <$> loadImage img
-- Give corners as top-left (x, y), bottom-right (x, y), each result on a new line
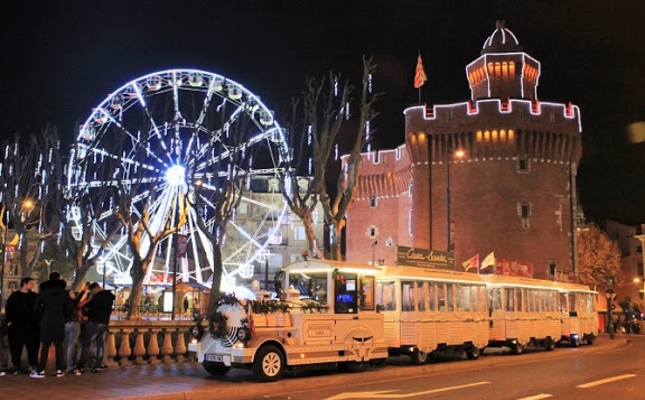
top-left (78, 282), bottom-right (115, 373)
top-left (31, 272), bottom-right (74, 378)
top-left (6, 277), bottom-right (39, 374)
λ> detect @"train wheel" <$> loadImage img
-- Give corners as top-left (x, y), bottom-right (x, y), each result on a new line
top-left (466, 346), bottom-right (481, 360)
top-left (586, 335), bottom-right (595, 345)
top-left (253, 345), bottom-right (284, 382)
top-left (411, 349), bottom-right (429, 365)
top-left (545, 339), bottom-right (556, 351)
top-left (570, 337), bottom-right (580, 347)
top-left (510, 342), bottom-right (524, 355)
top-left (370, 358), bottom-right (387, 368)
top-left (202, 361), bottom-right (230, 376)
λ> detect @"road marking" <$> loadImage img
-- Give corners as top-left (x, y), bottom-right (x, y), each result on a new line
top-left (323, 381), bottom-right (490, 399)
top-left (576, 374), bottom-right (636, 389)
top-left (517, 394), bottom-right (552, 400)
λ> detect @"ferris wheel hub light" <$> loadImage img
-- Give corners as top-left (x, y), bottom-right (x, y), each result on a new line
top-left (166, 165), bottom-right (186, 186)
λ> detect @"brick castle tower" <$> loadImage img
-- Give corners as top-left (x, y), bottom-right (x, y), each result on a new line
top-left (345, 21), bottom-right (582, 279)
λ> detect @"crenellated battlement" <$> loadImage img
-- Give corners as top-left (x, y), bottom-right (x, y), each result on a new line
top-left (404, 98), bottom-right (581, 133)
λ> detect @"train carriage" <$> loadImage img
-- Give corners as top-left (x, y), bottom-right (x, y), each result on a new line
top-left (480, 275), bottom-right (561, 354)
top-left (376, 266), bottom-right (489, 363)
top-left (189, 260), bottom-right (388, 382)
top-left (558, 282), bottom-right (598, 346)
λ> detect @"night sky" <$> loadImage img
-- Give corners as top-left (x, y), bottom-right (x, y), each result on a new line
top-left (2, 0), bottom-right (644, 225)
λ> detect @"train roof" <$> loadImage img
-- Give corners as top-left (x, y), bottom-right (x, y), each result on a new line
top-left (282, 260), bottom-right (382, 275)
top-left (377, 265), bottom-right (487, 284)
top-left (479, 274), bottom-right (596, 293)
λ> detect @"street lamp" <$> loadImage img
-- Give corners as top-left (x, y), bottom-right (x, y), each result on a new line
top-left (606, 275), bottom-right (616, 340)
top-left (259, 250), bottom-right (272, 291)
top-left (446, 142), bottom-right (465, 253)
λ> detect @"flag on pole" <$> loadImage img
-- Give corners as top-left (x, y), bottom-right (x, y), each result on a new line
top-left (414, 53), bottom-right (428, 89)
top-left (461, 254), bottom-right (479, 273)
top-left (480, 252), bottom-right (496, 271)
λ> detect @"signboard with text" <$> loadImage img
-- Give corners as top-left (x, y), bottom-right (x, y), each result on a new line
top-left (396, 245), bottom-right (454, 270)
top-left (495, 259), bottom-right (533, 278)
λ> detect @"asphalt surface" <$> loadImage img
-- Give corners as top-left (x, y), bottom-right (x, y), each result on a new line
top-left (0, 333), bottom-right (629, 400)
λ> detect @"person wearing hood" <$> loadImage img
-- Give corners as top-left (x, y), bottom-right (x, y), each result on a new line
top-left (31, 272), bottom-right (74, 378)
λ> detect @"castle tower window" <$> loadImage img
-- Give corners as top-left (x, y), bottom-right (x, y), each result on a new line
top-left (408, 181), bottom-right (413, 197)
top-left (500, 129), bottom-right (507, 142)
top-left (495, 62), bottom-right (501, 76)
top-left (447, 110), bottom-right (454, 121)
top-left (509, 61), bottom-right (516, 76)
top-left (476, 130), bottom-right (483, 143)
top-left (518, 202), bottom-right (532, 218)
top-left (369, 196), bottom-right (377, 208)
top-left (408, 209), bottom-right (413, 235)
top-left (487, 63), bottom-right (494, 76)
top-left (492, 130), bottom-right (498, 143)
top-left (508, 129), bottom-right (515, 142)
top-left (518, 156), bottom-right (530, 172)
top-left (550, 111), bottom-right (555, 122)
top-left (502, 62), bottom-right (508, 77)
top-left (484, 130), bottom-right (491, 142)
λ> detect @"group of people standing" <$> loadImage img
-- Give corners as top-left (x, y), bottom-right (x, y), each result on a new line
top-left (3, 273), bottom-right (115, 378)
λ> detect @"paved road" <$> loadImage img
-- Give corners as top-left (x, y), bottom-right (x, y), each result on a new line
top-left (0, 334), bottom-right (630, 400)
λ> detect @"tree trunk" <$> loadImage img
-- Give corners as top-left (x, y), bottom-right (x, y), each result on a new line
top-left (302, 213), bottom-right (324, 258)
top-left (127, 261), bottom-right (146, 319)
top-left (207, 244), bottom-right (223, 316)
top-left (329, 223), bottom-right (343, 261)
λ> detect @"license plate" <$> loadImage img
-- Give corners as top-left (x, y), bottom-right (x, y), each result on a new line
top-left (205, 354), bottom-right (223, 362)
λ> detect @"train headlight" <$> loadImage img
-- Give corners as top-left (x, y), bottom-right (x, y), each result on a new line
top-left (191, 324), bottom-right (205, 341)
top-left (237, 327), bottom-right (252, 342)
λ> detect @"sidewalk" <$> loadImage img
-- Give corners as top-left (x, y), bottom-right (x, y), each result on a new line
top-left (1, 334), bottom-right (629, 400)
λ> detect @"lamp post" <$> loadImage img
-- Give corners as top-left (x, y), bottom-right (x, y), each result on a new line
top-left (260, 250), bottom-right (272, 291)
top-left (445, 141), bottom-right (465, 253)
top-left (606, 275), bottom-right (616, 340)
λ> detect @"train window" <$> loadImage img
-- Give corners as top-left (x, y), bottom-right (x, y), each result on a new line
top-left (463, 286), bottom-right (471, 311)
top-left (446, 284), bottom-right (454, 311)
top-left (429, 282), bottom-right (437, 311)
top-left (376, 281), bottom-right (396, 311)
top-left (335, 272), bottom-right (358, 314)
top-left (456, 285), bottom-right (463, 311)
top-left (402, 281), bottom-right (414, 311)
top-left (290, 272), bottom-right (328, 304)
top-left (568, 293), bottom-right (577, 312)
top-left (489, 288), bottom-right (502, 311)
top-left (559, 293), bottom-right (567, 312)
top-left (416, 282), bottom-right (426, 311)
top-left (505, 288), bottom-right (515, 311)
top-left (437, 284), bottom-right (446, 311)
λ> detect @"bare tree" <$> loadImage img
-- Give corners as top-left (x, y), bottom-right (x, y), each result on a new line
top-left (282, 56), bottom-right (379, 260)
top-left (188, 115), bottom-right (254, 314)
top-left (58, 140), bottom-right (125, 290)
top-left (577, 223), bottom-right (623, 289)
top-left (0, 126), bottom-right (61, 278)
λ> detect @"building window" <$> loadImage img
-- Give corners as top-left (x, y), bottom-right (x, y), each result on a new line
top-left (408, 209), bottom-right (413, 235)
top-left (519, 109), bottom-right (524, 119)
top-left (518, 156), bottom-right (530, 172)
top-left (366, 225), bottom-right (378, 238)
top-left (9, 264), bottom-right (19, 276)
top-left (638, 245), bottom-right (643, 254)
top-left (638, 262), bottom-right (643, 276)
top-left (294, 226), bottom-right (306, 241)
top-left (518, 203), bottom-right (532, 218)
top-left (369, 196), bottom-right (377, 208)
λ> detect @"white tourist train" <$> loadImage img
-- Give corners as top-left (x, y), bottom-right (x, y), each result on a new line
top-left (189, 259), bottom-right (598, 381)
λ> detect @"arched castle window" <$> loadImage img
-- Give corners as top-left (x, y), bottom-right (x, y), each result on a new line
top-left (494, 62), bottom-right (501, 76)
top-left (517, 156), bottom-right (530, 173)
top-left (502, 62), bottom-right (508, 78)
top-left (484, 130), bottom-right (491, 142)
top-left (500, 130), bottom-right (507, 142)
top-left (487, 63), bottom-right (494, 76)
top-left (508, 129), bottom-right (515, 142)
top-left (509, 61), bottom-right (515, 76)
top-left (492, 130), bottom-right (498, 143)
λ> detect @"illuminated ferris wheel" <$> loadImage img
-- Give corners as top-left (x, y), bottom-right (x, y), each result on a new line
top-left (66, 68), bottom-right (290, 290)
